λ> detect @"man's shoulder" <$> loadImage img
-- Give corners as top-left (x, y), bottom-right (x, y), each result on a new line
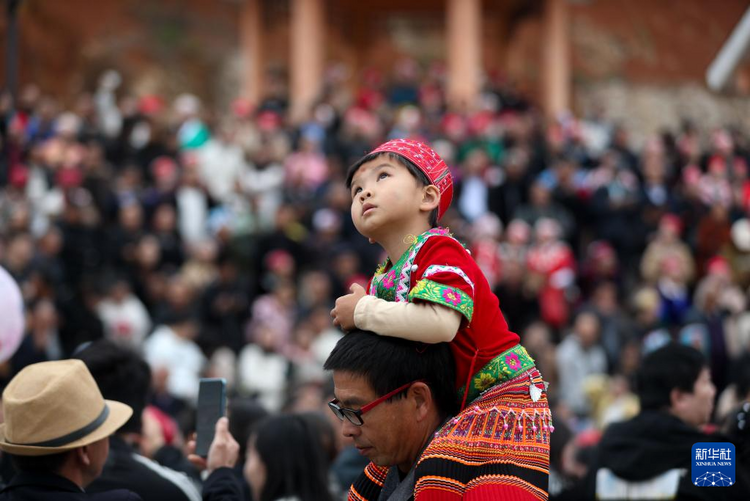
top-left (89, 449), bottom-right (200, 501)
top-left (0, 486), bottom-right (141, 501)
top-left (90, 490), bottom-right (144, 501)
top-left (349, 462), bottom-right (389, 501)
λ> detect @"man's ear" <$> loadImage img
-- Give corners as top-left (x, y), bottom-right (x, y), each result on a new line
top-left (410, 382), bottom-right (433, 422)
top-left (76, 445), bottom-right (92, 466)
top-left (669, 387), bottom-right (686, 412)
top-left (420, 185), bottom-right (440, 213)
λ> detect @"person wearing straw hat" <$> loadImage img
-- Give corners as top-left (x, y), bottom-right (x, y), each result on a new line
top-left (0, 359), bottom-right (141, 500)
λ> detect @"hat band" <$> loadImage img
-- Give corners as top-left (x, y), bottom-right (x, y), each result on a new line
top-left (11, 404), bottom-right (110, 448)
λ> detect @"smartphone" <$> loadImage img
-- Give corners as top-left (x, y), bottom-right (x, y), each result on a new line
top-left (195, 378), bottom-right (227, 458)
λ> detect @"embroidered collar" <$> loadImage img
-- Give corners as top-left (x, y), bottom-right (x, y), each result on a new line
top-left (370, 227), bottom-right (453, 301)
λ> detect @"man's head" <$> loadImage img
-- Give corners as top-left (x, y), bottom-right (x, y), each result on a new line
top-left (75, 339), bottom-right (151, 436)
top-left (637, 343), bottom-right (716, 427)
top-left (0, 360), bottom-right (132, 486)
top-left (323, 330), bottom-right (456, 472)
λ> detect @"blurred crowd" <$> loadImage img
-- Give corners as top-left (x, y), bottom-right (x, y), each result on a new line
top-left (1, 60), bottom-right (750, 498)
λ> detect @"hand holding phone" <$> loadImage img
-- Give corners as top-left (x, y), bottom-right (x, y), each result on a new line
top-left (195, 378), bottom-right (227, 458)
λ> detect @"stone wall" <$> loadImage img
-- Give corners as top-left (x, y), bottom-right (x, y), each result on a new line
top-left (576, 80), bottom-right (750, 147)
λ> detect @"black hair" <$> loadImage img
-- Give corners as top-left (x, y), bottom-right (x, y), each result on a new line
top-left (253, 414), bottom-right (334, 501)
top-left (74, 339), bottom-right (151, 435)
top-left (346, 151), bottom-right (439, 227)
top-left (227, 397), bottom-right (270, 459)
top-left (298, 411), bottom-right (338, 465)
top-left (733, 352), bottom-right (750, 400)
top-left (10, 451), bottom-right (70, 474)
top-left (323, 330), bottom-right (457, 419)
top-left (637, 343), bottom-right (708, 412)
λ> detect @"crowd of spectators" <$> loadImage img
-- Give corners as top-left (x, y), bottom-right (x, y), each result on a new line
top-left (1, 60), bottom-right (750, 498)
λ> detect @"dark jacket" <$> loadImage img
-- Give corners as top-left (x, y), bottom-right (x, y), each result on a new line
top-left (587, 410), bottom-right (750, 500)
top-left (0, 472), bottom-right (141, 501)
top-left (87, 436), bottom-right (201, 501)
top-left (202, 468), bottom-right (243, 501)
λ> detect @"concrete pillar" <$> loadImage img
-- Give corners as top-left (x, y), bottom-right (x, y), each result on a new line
top-left (290, 0), bottom-right (324, 122)
top-left (542, 0), bottom-right (571, 118)
top-left (239, 0), bottom-right (263, 104)
top-left (446, 0), bottom-right (482, 110)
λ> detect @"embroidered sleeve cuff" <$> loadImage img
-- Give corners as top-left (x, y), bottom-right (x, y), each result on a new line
top-left (407, 279), bottom-right (474, 322)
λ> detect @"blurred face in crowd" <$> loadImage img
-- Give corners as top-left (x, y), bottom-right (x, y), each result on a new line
top-left (153, 204), bottom-right (177, 233)
top-left (38, 227), bottom-right (63, 257)
top-left (32, 299), bottom-right (58, 332)
top-left (110, 280), bottom-right (131, 303)
top-left (135, 236), bottom-right (161, 269)
top-left (6, 233), bottom-right (33, 272)
top-left (331, 371), bottom-right (424, 473)
top-left (174, 319), bottom-right (198, 341)
top-left (671, 368), bottom-right (716, 428)
top-left (119, 203), bottom-right (144, 232)
top-left (523, 322), bottom-right (552, 354)
top-left (530, 182), bottom-right (551, 207)
top-left (575, 313), bottom-right (600, 348)
top-left (166, 277), bottom-right (194, 310)
top-left (244, 437), bottom-right (266, 501)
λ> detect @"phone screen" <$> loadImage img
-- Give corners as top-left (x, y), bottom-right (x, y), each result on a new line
top-left (195, 378), bottom-right (227, 458)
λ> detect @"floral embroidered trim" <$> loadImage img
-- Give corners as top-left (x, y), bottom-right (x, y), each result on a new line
top-left (458, 344), bottom-right (536, 404)
top-left (408, 279), bottom-right (473, 322)
top-left (370, 227), bottom-right (457, 302)
top-left (422, 265), bottom-right (475, 295)
top-left (395, 227), bottom-right (460, 302)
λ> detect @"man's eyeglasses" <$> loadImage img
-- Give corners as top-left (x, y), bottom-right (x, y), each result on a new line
top-left (328, 380), bottom-right (423, 426)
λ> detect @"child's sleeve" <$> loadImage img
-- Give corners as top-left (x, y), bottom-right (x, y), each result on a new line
top-left (353, 295), bottom-right (462, 342)
top-left (352, 237), bottom-right (474, 343)
top-left (406, 237), bottom-right (476, 324)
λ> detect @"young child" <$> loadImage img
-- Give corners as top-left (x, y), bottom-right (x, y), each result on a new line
top-left (332, 138), bottom-right (551, 500)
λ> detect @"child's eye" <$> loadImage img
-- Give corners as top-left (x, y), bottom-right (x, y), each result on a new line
top-left (378, 172), bottom-right (389, 180)
top-left (352, 187), bottom-right (362, 196)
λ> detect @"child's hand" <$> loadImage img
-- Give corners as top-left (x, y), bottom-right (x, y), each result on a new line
top-left (331, 283), bottom-right (366, 332)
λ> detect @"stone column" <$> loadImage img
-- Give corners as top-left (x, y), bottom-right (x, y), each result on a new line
top-left (290, 0), bottom-right (324, 122)
top-left (239, 0), bottom-right (263, 104)
top-left (542, 0), bottom-right (571, 118)
top-left (446, 0), bottom-right (482, 110)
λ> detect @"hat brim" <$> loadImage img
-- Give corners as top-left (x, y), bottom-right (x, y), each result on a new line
top-left (0, 400), bottom-right (133, 457)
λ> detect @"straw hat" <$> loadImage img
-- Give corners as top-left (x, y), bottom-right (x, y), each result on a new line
top-left (0, 360), bottom-right (132, 456)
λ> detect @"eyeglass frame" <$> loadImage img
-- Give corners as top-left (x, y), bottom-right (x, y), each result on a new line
top-left (328, 379), bottom-right (425, 426)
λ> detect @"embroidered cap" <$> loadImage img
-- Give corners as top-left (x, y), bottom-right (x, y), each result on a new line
top-left (369, 138), bottom-right (453, 220)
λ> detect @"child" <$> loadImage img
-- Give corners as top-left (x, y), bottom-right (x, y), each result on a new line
top-left (331, 138), bottom-right (552, 500)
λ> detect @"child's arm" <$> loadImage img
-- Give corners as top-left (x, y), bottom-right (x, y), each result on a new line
top-left (331, 284), bottom-right (461, 342)
top-left (354, 295), bottom-right (462, 342)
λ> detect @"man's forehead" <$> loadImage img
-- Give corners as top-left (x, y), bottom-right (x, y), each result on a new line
top-left (332, 371), bottom-right (376, 400)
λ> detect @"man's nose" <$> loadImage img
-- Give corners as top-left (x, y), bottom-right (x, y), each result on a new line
top-left (341, 419), bottom-right (361, 438)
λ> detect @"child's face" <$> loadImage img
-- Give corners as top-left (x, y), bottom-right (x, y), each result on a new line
top-left (349, 156), bottom-right (426, 240)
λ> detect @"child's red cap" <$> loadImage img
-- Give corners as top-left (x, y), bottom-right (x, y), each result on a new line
top-left (369, 138), bottom-right (453, 220)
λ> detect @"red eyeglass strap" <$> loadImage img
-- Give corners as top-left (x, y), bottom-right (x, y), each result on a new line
top-left (360, 379), bottom-right (425, 414)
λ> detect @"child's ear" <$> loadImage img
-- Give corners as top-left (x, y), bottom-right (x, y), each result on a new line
top-left (420, 185), bottom-right (440, 212)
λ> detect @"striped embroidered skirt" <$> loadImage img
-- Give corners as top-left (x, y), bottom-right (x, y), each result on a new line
top-left (414, 367), bottom-right (552, 500)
